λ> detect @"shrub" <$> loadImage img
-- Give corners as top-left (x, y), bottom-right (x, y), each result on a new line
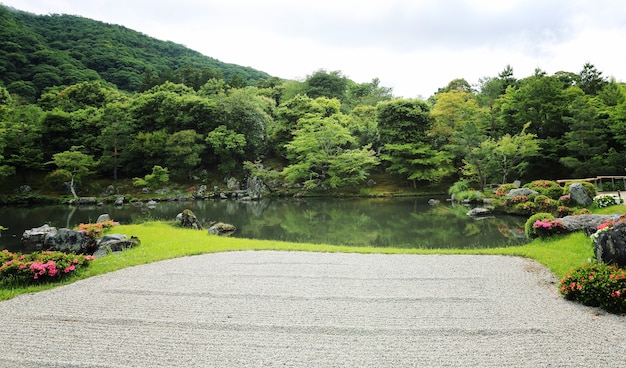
top-left (563, 181), bottom-right (597, 198)
top-left (524, 180), bottom-right (563, 199)
top-left (556, 206), bottom-right (572, 216)
top-left (558, 194), bottom-right (571, 206)
top-left (525, 212), bottom-right (554, 238)
top-left (454, 190), bottom-right (483, 202)
top-left (510, 202), bottom-right (535, 215)
top-left (572, 208), bottom-right (592, 215)
top-left (448, 179), bottom-right (470, 197)
top-left (75, 220), bottom-right (119, 248)
top-left (536, 197), bottom-right (559, 213)
top-left (594, 195), bottom-right (620, 208)
top-left (495, 183), bottom-right (518, 197)
top-left (559, 263), bottom-right (626, 314)
top-left (0, 249), bottom-right (95, 284)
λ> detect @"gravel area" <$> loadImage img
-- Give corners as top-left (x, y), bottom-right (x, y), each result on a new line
top-left (0, 251), bottom-right (624, 367)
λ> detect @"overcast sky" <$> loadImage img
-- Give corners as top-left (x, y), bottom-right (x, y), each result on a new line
top-left (3, 0), bottom-right (625, 98)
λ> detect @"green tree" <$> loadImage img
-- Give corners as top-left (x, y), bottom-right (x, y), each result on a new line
top-left (377, 99), bottom-right (453, 186)
top-left (50, 146), bottom-right (98, 198)
top-left (165, 130), bottom-right (204, 178)
top-left (559, 93), bottom-right (609, 177)
top-left (380, 143), bottom-right (453, 186)
top-left (282, 114), bottom-right (378, 189)
top-left (133, 165), bottom-right (169, 189)
top-left (1, 106), bottom-right (44, 180)
top-left (487, 122), bottom-right (540, 184)
top-left (304, 69), bottom-right (348, 100)
top-left (578, 62), bottom-right (607, 95)
top-left (206, 125), bottom-right (246, 175)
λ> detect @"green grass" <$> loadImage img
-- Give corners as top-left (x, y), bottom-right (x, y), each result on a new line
top-left (0, 220), bottom-right (597, 301)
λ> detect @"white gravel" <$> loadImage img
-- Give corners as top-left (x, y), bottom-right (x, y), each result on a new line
top-left (0, 251), bottom-right (624, 367)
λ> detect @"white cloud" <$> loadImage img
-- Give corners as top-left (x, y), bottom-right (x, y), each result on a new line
top-left (2, 0), bottom-right (625, 98)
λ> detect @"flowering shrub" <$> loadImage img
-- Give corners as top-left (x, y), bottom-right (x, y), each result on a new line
top-left (511, 195), bottom-right (528, 204)
top-left (77, 220), bottom-right (119, 239)
top-left (559, 262), bottom-right (626, 314)
top-left (0, 249), bottom-right (95, 283)
top-left (594, 195), bottom-right (619, 208)
top-left (495, 183), bottom-right (518, 197)
top-left (524, 180), bottom-right (563, 199)
top-left (536, 197), bottom-right (559, 212)
top-left (524, 212), bottom-right (555, 238)
top-left (558, 194), bottom-right (571, 205)
top-left (557, 205), bottom-right (572, 216)
top-left (572, 208), bottom-right (592, 215)
top-left (533, 218), bottom-right (566, 237)
top-left (591, 219), bottom-right (616, 243)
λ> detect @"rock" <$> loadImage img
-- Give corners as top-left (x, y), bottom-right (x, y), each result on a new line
top-left (467, 207), bottom-right (493, 217)
top-left (97, 234), bottom-right (140, 253)
top-left (208, 222), bottom-right (237, 236)
top-left (142, 187), bottom-right (151, 194)
top-left (103, 185), bottom-right (115, 196)
top-left (569, 182), bottom-right (593, 207)
top-left (146, 200), bottom-right (157, 209)
top-left (246, 176), bottom-right (264, 199)
top-left (192, 185), bottom-right (208, 199)
top-left (428, 199), bottom-right (440, 205)
top-left (21, 224), bottom-right (57, 251)
top-left (506, 188), bottom-right (538, 198)
top-left (114, 196), bottom-right (125, 206)
top-left (78, 197), bottom-right (97, 205)
top-left (559, 214), bottom-right (620, 235)
top-left (96, 214), bottom-right (111, 223)
top-left (178, 209), bottom-right (203, 230)
top-left (220, 192), bottom-right (228, 199)
top-left (226, 177), bottom-right (239, 191)
top-left (594, 222), bottom-right (626, 267)
top-left (43, 228), bottom-right (93, 254)
top-left (17, 185), bottom-right (31, 193)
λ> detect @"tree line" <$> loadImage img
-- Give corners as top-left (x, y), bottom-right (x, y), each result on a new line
top-left (1, 62), bottom-right (625, 194)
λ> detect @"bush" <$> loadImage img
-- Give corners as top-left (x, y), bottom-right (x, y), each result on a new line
top-left (454, 190), bottom-right (483, 202)
top-left (563, 181), bottom-right (597, 198)
top-left (559, 262), bottom-right (626, 314)
top-left (594, 195), bottom-right (620, 208)
top-left (525, 212), bottom-right (554, 238)
top-left (0, 250), bottom-right (95, 284)
top-left (536, 197), bottom-right (559, 213)
top-left (509, 202), bottom-right (535, 215)
top-left (524, 180), bottom-right (563, 199)
top-left (495, 183), bottom-right (518, 197)
top-left (448, 179), bottom-right (470, 197)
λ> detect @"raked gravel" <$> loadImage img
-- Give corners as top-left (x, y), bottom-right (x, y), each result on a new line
top-left (0, 251), bottom-right (624, 367)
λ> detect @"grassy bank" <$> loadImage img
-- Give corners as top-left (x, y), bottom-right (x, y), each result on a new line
top-left (0, 221), bottom-right (595, 301)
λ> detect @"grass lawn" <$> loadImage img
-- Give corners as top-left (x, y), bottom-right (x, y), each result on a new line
top-left (0, 220), bottom-right (597, 302)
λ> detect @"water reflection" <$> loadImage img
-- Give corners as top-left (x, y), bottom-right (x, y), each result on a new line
top-left (0, 197), bottom-right (529, 252)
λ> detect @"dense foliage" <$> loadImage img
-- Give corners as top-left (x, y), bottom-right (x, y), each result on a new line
top-left (1, 5), bottom-right (626, 196)
top-left (0, 5), bottom-right (270, 100)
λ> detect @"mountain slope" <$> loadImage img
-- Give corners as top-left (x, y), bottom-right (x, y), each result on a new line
top-left (0, 5), bottom-right (271, 98)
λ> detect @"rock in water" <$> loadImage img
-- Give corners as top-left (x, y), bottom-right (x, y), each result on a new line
top-left (208, 222), bottom-right (237, 236)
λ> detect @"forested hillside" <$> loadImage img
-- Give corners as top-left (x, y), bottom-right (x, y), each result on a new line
top-left (0, 5), bottom-right (270, 100)
top-left (1, 5), bottom-right (626, 200)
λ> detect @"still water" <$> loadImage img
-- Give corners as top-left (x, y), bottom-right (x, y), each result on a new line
top-left (0, 197), bottom-right (529, 252)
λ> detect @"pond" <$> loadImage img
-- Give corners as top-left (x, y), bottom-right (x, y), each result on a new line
top-left (0, 197), bottom-right (529, 252)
